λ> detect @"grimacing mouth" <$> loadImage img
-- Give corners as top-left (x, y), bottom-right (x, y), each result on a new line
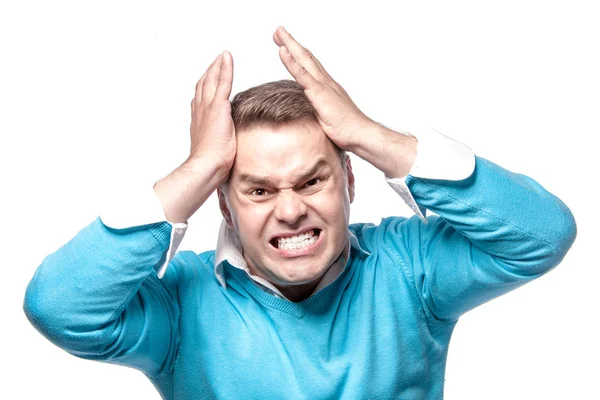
top-left (269, 229), bottom-right (322, 249)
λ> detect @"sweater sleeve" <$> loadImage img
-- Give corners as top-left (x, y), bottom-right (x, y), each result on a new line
top-left (23, 217), bottom-right (181, 378)
top-left (380, 156), bottom-right (577, 323)
top-left (99, 179), bottom-right (188, 278)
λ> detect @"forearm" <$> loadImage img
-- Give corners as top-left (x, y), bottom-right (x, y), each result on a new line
top-left (348, 122), bottom-right (418, 178)
top-left (408, 156), bottom-right (577, 270)
top-left (154, 156), bottom-right (228, 223)
top-left (23, 218), bottom-right (177, 362)
top-left (22, 160), bottom-right (197, 372)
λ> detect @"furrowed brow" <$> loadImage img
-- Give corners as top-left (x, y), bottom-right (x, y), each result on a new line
top-left (296, 159), bottom-right (329, 182)
top-left (237, 174), bottom-right (272, 186)
top-left (236, 158), bottom-right (329, 187)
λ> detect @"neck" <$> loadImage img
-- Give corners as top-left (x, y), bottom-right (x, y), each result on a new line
top-left (277, 280), bottom-right (321, 303)
top-left (275, 240), bottom-right (350, 302)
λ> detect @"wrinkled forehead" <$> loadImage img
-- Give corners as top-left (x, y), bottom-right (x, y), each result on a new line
top-left (236, 120), bottom-right (327, 147)
top-left (230, 121), bottom-right (340, 183)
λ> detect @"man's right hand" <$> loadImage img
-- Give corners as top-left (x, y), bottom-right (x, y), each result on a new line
top-left (187, 51), bottom-right (236, 184)
top-left (153, 51), bottom-right (236, 223)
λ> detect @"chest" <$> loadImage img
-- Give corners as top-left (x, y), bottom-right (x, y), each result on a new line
top-left (172, 276), bottom-right (448, 399)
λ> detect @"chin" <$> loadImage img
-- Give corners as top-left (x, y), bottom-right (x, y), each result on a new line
top-left (265, 260), bottom-right (326, 286)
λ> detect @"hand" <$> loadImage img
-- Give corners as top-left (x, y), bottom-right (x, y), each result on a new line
top-left (187, 51), bottom-right (236, 183)
top-left (273, 26), bottom-right (375, 151)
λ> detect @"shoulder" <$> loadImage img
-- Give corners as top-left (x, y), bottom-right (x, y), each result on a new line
top-left (349, 215), bottom-right (441, 254)
top-left (162, 249), bottom-right (218, 287)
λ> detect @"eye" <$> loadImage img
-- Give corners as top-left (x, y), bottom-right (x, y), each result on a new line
top-left (251, 188), bottom-right (267, 196)
top-left (305, 178), bottom-right (321, 187)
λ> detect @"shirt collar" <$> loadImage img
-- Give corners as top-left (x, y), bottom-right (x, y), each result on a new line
top-left (213, 220), bottom-right (370, 297)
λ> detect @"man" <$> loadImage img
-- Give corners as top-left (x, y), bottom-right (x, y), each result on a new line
top-left (24, 26), bottom-right (577, 399)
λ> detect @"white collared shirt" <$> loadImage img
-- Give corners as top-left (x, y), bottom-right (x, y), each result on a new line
top-left (99, 125), bottom-right (475, 301)
top-left (212, 219), bottom-right (372, 299)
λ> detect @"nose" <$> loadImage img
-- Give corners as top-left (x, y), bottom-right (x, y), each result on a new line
top-left (274, 190), bottom-right (308, 225)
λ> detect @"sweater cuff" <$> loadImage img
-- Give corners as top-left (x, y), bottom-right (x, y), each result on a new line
top-left (99, 179), bottom-right (188, 278)
top-left (385, 125), bottom-right (476, 223)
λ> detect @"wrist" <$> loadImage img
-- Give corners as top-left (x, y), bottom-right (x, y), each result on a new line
top-left (343, 117), bottom-right (378, 153)
top-left (184, 154), bottom-right (232, 185)
top-left (154, 157), bottom-right (228, 223)
top-left (350, 123), bottom-right (418, 178)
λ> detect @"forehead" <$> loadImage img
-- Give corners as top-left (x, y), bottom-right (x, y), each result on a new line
top-left (231, 121), bottom-right (340, 184)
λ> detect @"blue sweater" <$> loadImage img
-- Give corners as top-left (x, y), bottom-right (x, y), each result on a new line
top-left (23, 157), bottom-right (576, 399)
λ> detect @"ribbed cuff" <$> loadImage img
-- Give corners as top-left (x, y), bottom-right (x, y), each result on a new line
top-left (149, 222), bottom-right (173, 246)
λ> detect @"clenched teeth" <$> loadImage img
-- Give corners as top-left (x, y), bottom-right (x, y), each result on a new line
top-left (276, 229), bottom-right (319, 250)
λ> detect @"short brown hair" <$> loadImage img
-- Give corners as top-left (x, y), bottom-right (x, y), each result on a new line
top-left (230, 79), bottom-right (347, 165)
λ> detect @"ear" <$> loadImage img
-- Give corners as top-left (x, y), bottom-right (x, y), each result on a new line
top-left (345, 155), bottom-right (355, 203)
top-left (217, 186), bottom-right (235, 229)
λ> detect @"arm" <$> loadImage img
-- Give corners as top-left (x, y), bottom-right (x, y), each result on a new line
top-left (347, 120), bottom-right (577, 321)
top-left (383, 154), bottom-right (576, 322)
top-left (272, 27), bottom-right (577, 322)
top-left (23, 217), bottom-right (180, 376)
top-left (345, 122), bottom-right (577, 323)
top-left (23, 50), bottom-right (237, 375)
top-left (335, 111), bottom-right (577, 323)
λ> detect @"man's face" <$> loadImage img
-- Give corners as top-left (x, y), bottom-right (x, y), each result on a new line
top-left (219, 120), bottom-right (355, 291)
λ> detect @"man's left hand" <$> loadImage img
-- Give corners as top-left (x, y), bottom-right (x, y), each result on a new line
top-left (273, 26), bottom-right (418, 178)
top-left (273, 26), bottom-right (375, 152)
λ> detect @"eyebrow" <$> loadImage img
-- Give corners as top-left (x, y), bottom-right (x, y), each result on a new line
top-left (237, 158), bottom-right (330, 187)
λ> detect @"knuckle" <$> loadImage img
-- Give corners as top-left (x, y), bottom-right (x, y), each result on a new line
top-left (312, 82), bottom-right (325, 94)
top-left (195, 78), bottom-right (205, 92)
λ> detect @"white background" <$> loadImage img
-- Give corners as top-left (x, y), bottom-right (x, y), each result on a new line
top-left (2, 0), bottom-right (598, 398)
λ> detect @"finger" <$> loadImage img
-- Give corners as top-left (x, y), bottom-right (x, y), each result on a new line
top-left (202, 53), bottom-right (224, 104)
top-left (214, 51), bottom-right (234, 101)
top-left (274, 28), bottom-right (327, 74)
top-left (194, 69), bottom-right (208, 94)
top-left (191, 97), bottom-right (201, 120)
top-left (305, 48), bottom-right (329, 77)
top-left (272, 30), bottom-right (283, 47)
top-left (278, 45), bottom-right (320, 89)
top-left (274, 26), bottom-right (324, 81)
top-left (194, 58), bottom-right (217, 105)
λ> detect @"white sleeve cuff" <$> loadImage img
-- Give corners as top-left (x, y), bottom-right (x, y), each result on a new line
top-left (156, 221), bottom-right (187, 279)
top-left (99, 180), bottom-right (188, 279)
top-left (385, 125), bottom-right (476, 223)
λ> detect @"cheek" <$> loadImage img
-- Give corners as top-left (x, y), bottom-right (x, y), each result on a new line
top-left (232, 203), bottom-right (272, 238)
top-left (310, 188), bottom-right (350, 222)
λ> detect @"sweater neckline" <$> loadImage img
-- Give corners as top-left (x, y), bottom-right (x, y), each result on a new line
top-left (225, 249), bottom-right (361, 318)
